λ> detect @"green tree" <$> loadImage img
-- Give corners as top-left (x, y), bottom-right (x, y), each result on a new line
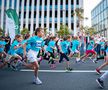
top-left (21, 28), bottom-right (29, 37)
top-left (72, 8), bottom-right (88, 32)
top-left (83, 26), bottom-right (97, 36)
top-left (56, 24), bottom-right (70, 37)
top-left (75, 8), bottom-right (84, 31)
top-left (44, 27), bottom-right (49, 36)
top-left (0, 28), bottom-right (3, 36)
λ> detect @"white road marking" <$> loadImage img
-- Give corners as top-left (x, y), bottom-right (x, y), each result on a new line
top-left (20, 69), bottom-right (108, 73)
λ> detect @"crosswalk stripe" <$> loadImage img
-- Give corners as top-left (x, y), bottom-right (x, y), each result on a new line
top-left (20, 69), bottom-right (108, 73)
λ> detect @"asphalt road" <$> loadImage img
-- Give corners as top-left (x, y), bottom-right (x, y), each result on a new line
top-left (0, 58), bottom-right (108, 90)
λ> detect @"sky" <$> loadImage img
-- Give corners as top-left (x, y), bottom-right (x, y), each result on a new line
top-left (84, 0), bottom-right (102, 27)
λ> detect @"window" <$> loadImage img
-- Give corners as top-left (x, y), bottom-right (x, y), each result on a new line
top-left (60, 0), bottom-right (63, 5)
top-left (39, 11), bottom-right (41, 18)
top-left (29, 11), bottom-right (31, 18)
top-left (71, 10), bottom-right (74, 17)
top-left (50, 11), bottom-right (52, 17)
top-left (107, 0), bottom-right (108, 7)
top-left (45, 11), bottom-right (47, 17)
top-left (45, 0), bottom-right (47, 5)
top-left (23, 24), bottom-right (25, 28)
top-left (29, 0), bottom-right (32, 6)
top-left (19, 0), bottom-right (22, 6)
top-left (76, 0), bottom-right (79, 5)
top-left (71, 23), bottom-right (73, 30)
top-left (66, 0), bottom-right (68, 5)
top-left (35, 0), bottom-right (37, 6)
top-left (55, 23), bottom-right (57, 29)
top-left (66, 23), bottom-right (68, 27)
top-left (50, 0), bottom-right (52, 5)
top-left (34, 11), bottom-right (36, 18)
top-left (49, 23), bottom-right (52, 28)
top-left (40, 0), bottom-right (42, 5)
top-left (44, 24), bottom-right (46, 28)
top-left (34, 24), bottom-right (36, 31)
top-left (60, 10), bottom-right (63, 17)
top-left (39, 24), bottom-right (41, 27)
top-left (66, 11), bottom-right (68, 17)
top-left (24, 0), bottom-right (26, 6)
top-left (55, 11), bottom-right (57, 17)
top-left (103, 0), bottom-right (107, 9)
top-left (55, 0), bottom-right (57, 5)
top-left (28, 24), bottom-right (30, 30)
top-left (19, 11), bottom-right (21, 18)
top-left (71, 0), bottom-right (73, 5)
top-left (24, 12), bottom-right (26, 18)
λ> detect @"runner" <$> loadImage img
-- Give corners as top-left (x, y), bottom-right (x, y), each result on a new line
top-left (80, 36), bottom-right (97, 63)
top-left (59, 35), bottom-right (72, 71)
top-left (24, 28), bottom-right (44, 85)
top-left (95, 41), bottom-right (108, 74)
top-left (69, 36), bottom-right (81, 63)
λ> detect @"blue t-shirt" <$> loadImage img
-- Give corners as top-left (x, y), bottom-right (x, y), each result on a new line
top-left (106, 45), bottom-right (108, 52)
top-left (8, 40), bottom-right (18, 55)
top-left (0, 40), bottom-right (7, 53)
top-left (15, 40), bottom-right (26, 55)
top-left (60, 40), bottom-right (70, 54)
top-left (46, 40), bottom-right (56, 53)
top-left (27, 36), bottom-right (44, 52)
top-left (71, 40), bottom-right (80, 51)
top-left (100, 41), bottom-right (105, 50)
top-left (87, 40), bottom-right (95, 50)
top-left (23, 40), bottom-right (31, 52)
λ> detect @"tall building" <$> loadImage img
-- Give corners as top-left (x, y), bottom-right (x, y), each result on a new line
top-left (91, 0), bottom-right (108, 38)
top-left (0, 0), bottom-right (83, 35)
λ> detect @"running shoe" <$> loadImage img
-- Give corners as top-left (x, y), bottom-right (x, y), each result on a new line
top-left (66, 67), bottom-right (73, 71)
top-left (96, 78), bottom-right (104, 89)
top-left (93, 60), bottom-right (97, 63)
top-left (96, 68), bottom-right (101, 74)
top-left (33, 77), bottom-right (42, 85)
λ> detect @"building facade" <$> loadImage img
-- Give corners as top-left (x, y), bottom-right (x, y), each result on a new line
top-left (0, 0), bottom-right (83, 35)
top-left (91, 0), bottom-right (108, 38)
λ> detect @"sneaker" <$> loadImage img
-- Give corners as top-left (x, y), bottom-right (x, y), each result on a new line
top-left (76, 58), bottom-right (81, 63)
top-left (96, 68), bottom-right (101, 74)
top-left (93, 60), bottom-right (97, 63)
top-left (96, 78), bottom-right (104, 89)
top-left (66, 67), bottom-right (73, 71)
top-left (10, 65), bottom-right (18, 71)
top-left (33, 77), bottom-right (42, 85)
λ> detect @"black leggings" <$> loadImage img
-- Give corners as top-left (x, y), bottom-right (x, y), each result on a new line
top-left (59, 53), bottom-right (69, 63)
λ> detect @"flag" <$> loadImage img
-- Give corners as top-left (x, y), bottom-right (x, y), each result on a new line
top-left (5, 9), bottom-right (20, 43)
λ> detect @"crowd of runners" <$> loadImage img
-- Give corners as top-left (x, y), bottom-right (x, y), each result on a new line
top-left (0, 27), bottom-right (108, 88)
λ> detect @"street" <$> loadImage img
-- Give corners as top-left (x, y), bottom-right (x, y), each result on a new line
top-left (0, 58), bottom-right (108, 90)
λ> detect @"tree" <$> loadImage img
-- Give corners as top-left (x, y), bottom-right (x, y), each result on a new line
top-left (44, 27), bottom-right (49, 36)
top-left (83, 26), bottom-right (97, 36)
top-left (21, 28), bottom-right (29, 37)
top-left (72, 8), bottom-right (88, 32)
top-left (75, 8), bottom-right (84, 31)
top-left (0, 28), bottom-right (3, 36)
top-left (56, 24), bottom-right (70, 37)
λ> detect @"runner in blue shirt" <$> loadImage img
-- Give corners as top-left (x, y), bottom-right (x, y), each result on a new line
top-left (59, 35), bottom-right (72, 71)
top-left (24, 28), bottom-right (44, 85)
top-left (46, 36), bottom-right (57, 68)
top-left (69, 36), bottom-right (81, 62)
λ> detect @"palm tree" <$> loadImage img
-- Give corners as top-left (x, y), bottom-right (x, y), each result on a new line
top-left (75, 8), bottom-right (84, 31)
top-left (0, 28), bottom-right (3, 36)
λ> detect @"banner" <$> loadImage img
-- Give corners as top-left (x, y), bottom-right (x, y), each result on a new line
top-left (6, 9), bottom-right (20, 43)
